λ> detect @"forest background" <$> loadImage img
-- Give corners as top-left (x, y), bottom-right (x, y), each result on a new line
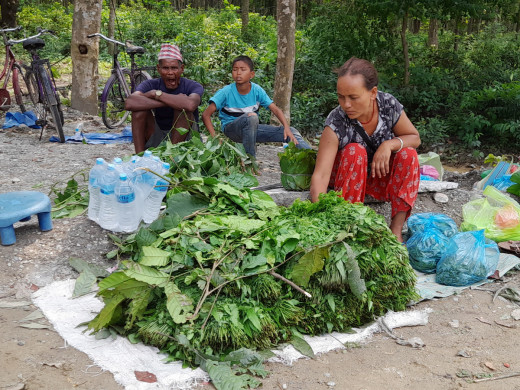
top-left (1, 0), bottom-right (520, 159)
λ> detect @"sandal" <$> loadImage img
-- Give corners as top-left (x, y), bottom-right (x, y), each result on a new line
top-left (497, 240), bottom-right (520, 255)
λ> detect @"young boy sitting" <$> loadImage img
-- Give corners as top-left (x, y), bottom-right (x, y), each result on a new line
top-left (202, 55), bottom-right (311, 158)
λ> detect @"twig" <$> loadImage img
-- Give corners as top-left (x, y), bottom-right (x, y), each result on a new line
top-left (493, 285), bottom-right (510, 303)
top-left (473, 372), bottom-right (520, 383)
top-left (494, 320), bottom-right (516, 329)
top-left (201, 287), bottom-right (223, 331)
top-left (269, 270), bottom-right (312, 298)
top-left (475, 317), bottom-right (493, 326)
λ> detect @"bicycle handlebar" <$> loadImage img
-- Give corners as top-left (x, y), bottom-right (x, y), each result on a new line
top-left (0, 26), bottom-right (22, 34)
top-left (7, 28), bottom-right (54, 45)
top-left (87, 32), bottom-right (126, 48)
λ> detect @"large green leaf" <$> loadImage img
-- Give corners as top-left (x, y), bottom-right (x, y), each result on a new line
top-left (124, 262), bottom-right (170, 287)
top-left (88, 294), bottom-right (125, 331)
top-left (223, 173), bottom-right (258, 189)
top-left (342, 242), bottom-right (367, 299)
top-left (69, 258), bottom-right (110, 278)
top-left (139, 246), bottom-right (171, 267)
top-left (72, 270), bottom-right (98, 298)
top-left (510, 170), bottom-right (520, 184)
top-left (135, 227), bottom-right (159, 247)
top-left (289, 245), bottom-right (330, 287)
top-left (204, 360), bottom-right (261, 390)
top-left (220, 216), bottom-right (266, 233)
top-left (241, 254), bottom-right (268, 270)
top-left (290, 335), bottom-right (315, 358)
top-left (165, 192), bottom-right (209, 218)
top-left (97, 272), bottom-right (132, 293)
top-left (507, 183), bottom-right (520, 197)
top-left (164, 282), bottom-right (194, 324)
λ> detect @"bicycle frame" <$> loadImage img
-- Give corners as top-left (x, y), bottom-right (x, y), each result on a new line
top-left (89, 32), bottom-right (153, 129)
top-left (0, 45), bottom-right (16, 89)
top-left (0, 26), bottom-right (24, 109)
top-left (111, 51), bottom-right (132, 97)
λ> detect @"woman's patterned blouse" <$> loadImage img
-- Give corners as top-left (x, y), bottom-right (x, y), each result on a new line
top-left (324, 91), bottom-right (404, 163)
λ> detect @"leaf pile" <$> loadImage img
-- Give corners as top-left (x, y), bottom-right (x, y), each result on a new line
top-left (84, 177), bottom-right (418, 388)
top-left (278, 142), bottom-right (317, 191)
top-left (49, 134), bottom-right (259, 219)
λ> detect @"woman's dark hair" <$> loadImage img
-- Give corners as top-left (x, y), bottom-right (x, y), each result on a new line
top-left (232, 55), bottom-right (254, 71)
top-left (337, 57), bottom-right (378, 89)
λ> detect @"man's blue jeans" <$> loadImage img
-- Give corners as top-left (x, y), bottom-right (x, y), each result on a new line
top-left (223, 114), bottom-right (311, 157)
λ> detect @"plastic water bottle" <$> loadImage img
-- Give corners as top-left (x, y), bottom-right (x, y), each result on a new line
top-left (115, 173), bottom-right (140, 232)
top-left (134, 150), bottom-right (156, 199)
top-left (74, 122), bottom-right (84, 141)
top-left (87, 158), bottom-right (105, 223)
top-left (112, 157), bottom-right (125, 173)
top-left (124, 155), bottom-right (139, 183)
top-left (142, 162), bottom-right (170, 224)
top-left (75, 122), bottom-right (83, 135)
top-left (98, 163), bottom-right (120, 231)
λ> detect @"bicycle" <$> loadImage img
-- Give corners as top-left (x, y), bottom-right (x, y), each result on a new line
top-left (87, 33), bottom-right (153, 129)
top-left (0, 26), bottom-right (34, 113)
top-left (0, 27), bottom-right (65, 142)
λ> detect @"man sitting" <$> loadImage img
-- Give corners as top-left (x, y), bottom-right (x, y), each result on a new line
top-left (125, 43), bottom-right (204, 153)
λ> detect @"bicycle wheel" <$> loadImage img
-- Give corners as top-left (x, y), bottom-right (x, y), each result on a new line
top-left (31, 66), bottom-right (65, 142)
top-left (13, 64), bottom-right (37, 113)
top-left (101, 70), bottom-right (131, 129)
top-left (132, 70), bottom-right (152, 90)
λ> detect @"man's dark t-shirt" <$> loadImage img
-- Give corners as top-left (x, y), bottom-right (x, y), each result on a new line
top-left (136, 77), bottom-right (204, 130)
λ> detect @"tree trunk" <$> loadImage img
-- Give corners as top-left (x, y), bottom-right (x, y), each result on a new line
top-left (428, 18), bottom-right (438, 48)
top-left (401, 11), bottom-right (410, 86)
top-left (271, 0), bottom-right (296, 126)
top-left (412, 18), bottom-right (420, 33)
top-left (71, 0), bottom-right (102, 115)
top-left (1, 0), bottom-right (20, 28)
top-left (453, 17), bottom-right (459, 51)
top-left (107, 0), bottom-right (116, 56)
top-left (241, 0), bottom-right (249, 35)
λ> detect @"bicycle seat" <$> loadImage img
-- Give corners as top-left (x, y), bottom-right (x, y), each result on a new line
top-left (126, 45), bottom-right (145, 55)
top-left (23, 38), bottom-right (45, 51)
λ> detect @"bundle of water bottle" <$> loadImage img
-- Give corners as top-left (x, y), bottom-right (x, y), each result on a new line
top-left (87, 150), bottom-right (170, 232)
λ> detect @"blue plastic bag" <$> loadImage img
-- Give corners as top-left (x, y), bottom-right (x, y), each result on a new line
top-left (407, 230), bottom-right (450, 273)
top-left (407, 213), bottom-right (458, 237)
top-left (406, 213), bottom-right (459, 273)
top-left (436, 230), bottom-right (500, 287)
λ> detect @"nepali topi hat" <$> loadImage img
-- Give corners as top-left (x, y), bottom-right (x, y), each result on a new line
top-left (158, 43), bottom-right (183, 62)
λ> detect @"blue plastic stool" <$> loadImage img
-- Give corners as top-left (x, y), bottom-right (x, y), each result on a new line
top-left (0, 191), bottom-right (53, 245)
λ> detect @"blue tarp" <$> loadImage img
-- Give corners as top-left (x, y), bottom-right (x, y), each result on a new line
top-left (49, 126), bottom-right (133, 144)
top-left (2, 111), bottom-right (40, 129)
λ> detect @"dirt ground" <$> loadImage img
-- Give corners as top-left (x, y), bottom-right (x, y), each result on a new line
top-left (1, 110), bottom-right (520, 390)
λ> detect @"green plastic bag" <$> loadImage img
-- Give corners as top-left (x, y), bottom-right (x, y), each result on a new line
top-left (418, 152), bottom-right (444, 181)
top-left (278, 143), bottom-right (317, 191)
top-left (461, 186), bottom-right (520, 242)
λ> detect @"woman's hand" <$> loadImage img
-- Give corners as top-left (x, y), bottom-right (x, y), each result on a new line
top-left (370, 141), bottom-right (393, 178)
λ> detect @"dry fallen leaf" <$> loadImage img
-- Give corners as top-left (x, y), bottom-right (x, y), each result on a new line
top-left (135, 371), bottom-right (157, 383)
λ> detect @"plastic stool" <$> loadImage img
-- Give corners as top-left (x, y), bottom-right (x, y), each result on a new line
top-left (0, 191), bottom-right (53, 245)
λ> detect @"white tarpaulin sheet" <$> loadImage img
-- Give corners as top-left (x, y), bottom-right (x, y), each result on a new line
top-left (32, 280), bottom-right (433, 389)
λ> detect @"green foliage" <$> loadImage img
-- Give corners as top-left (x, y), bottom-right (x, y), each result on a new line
top-left (17, 3), bottom-right (73, 60)
top-left (278, 142), bottom-right (317, 190)
top-left (83, 182), bottom-right (417, 383)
